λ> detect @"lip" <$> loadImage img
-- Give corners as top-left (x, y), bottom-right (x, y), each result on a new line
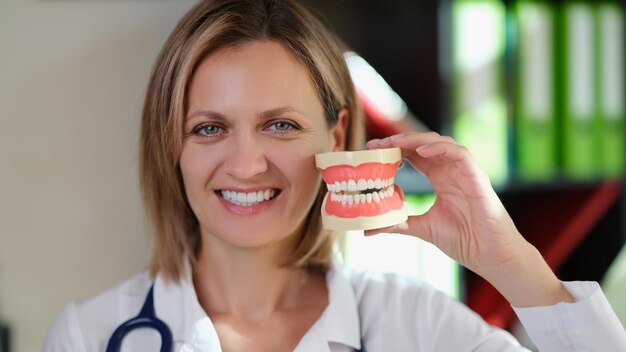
top-left (214, 187), bottom-right (282, 216)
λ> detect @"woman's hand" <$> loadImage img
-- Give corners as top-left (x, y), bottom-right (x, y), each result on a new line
top-left (366, 132), bottom-right (574, 307)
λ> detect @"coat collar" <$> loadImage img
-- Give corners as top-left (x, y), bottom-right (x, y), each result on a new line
top-left (323, 260), bottom-right (362, 349)
top-left (152, 257), bottom-right (361, 351)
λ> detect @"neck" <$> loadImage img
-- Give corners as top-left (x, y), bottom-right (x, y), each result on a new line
top-left (193, 233), bottom-right (322, 321)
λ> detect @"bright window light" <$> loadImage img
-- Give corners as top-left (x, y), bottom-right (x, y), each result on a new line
top-left (344, 52), bottom-right (408, 121)
top-left (342, 194), bottom-right (460, 299)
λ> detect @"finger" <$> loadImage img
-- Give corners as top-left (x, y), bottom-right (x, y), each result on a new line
top-left (368, 132), bottom-right (457, 150)
top-left (402, 140), bottom-right (466, 175)
top-left (365, 138), bottom-right (382, 148)
top-left (416, 141), bottom-right (486, 176)
top-left (363, 214), bottom-right (433, 243)
top-left (416, 141), bottom-right (467, 162)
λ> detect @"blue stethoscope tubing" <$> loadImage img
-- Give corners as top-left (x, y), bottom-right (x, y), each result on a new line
top-left (105, 283), bottom-right (173, 352)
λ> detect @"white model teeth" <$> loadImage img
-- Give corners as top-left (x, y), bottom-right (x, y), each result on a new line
top-left (325, 178), bottom-right (394, 193)
top-left (221, 189), bottom-right (276, 206)
top-left (327, 184), bottom-right (396, 204)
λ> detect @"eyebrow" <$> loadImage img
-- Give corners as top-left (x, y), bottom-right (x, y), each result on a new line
top-left (186, 106), bottom-right (308, 121)
top-left (186, 110), bottom-right (226, 121)
top-left (258, 107), bottom-right (307, 120)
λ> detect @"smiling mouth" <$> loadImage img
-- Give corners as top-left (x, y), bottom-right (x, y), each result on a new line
top-left (218, 189), bottom-right (281, 207)
top-left (315, 148), bottom-right (407, 231)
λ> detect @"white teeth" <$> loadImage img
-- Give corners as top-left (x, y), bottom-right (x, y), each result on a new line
top-left (324, 175), bottom-right (398, 206)
top-left (221, 189), bottom-right (276, 206)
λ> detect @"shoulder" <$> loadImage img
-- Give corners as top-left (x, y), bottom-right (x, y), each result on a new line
top-left (345, 268), bottom-right (453, 325)
top-left (43, 272), bottom-right (152, 352)
top-left (346, 268), bottom-right (448, 314)
top-left (343, 268), bottom-right (520, 350)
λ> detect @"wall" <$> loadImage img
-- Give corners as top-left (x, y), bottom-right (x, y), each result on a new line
top-left (0, 1), bottom-right (197, 350)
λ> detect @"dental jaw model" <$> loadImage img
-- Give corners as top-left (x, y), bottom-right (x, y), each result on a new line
top-left (315, 148), bottom-right (407, 231)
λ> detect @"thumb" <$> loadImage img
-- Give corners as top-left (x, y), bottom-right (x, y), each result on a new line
top-left (364, 214), bottom-right (432, 243)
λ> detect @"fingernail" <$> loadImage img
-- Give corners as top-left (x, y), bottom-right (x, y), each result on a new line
top-left (416, 145), bottom-right (429, 153)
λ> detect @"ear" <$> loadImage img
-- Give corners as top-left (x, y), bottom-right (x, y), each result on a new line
top-left (329, 108), bottom-right (349, 152)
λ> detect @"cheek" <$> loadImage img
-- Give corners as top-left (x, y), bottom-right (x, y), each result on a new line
top-left (268, 143), bottom-right (322, 191)
top-left (179, 146), bottom-right (216, 194)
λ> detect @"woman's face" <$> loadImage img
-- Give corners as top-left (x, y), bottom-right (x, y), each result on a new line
top-left (180, 41), bottom-right (346, 250)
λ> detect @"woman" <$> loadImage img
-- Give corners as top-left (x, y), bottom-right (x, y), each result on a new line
top-left (44, 0), bottom-right (626, 351)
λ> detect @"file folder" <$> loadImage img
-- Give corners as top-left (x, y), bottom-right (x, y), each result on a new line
top-left (451, 0), bottom-right (509, 186)
top-left (514, 1), bottom-right (558, 182)
top-left (596, 2), bottom-right (624, 178)
top-left (558, 2), bottom-right (601, 180)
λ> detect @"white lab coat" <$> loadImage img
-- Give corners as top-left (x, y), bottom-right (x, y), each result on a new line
top-left (44, 259), bottom-right (626, 351)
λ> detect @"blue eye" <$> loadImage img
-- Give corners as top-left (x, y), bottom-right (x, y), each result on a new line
top-left (267, 120), bottom-right (298, 133)
top-left (193, 124), bottom-right (223, 137)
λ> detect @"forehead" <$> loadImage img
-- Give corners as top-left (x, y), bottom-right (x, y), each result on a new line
top-left (186, 41), bottom-right (323, 119)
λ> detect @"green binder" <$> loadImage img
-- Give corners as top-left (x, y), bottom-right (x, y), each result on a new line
top-left (595, 2), bottom-right (625, 178)
top-left (451, 0), bottom-right (509, 187)
top-left (514, 0), bottom-right (558, 182)
top-left (557, 1), bottom-right (601, 180)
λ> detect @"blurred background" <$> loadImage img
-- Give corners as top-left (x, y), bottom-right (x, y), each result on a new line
top-left (0, 0), bottom-right (624, 351)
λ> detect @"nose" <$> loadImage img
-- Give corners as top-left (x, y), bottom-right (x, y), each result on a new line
top-left (225, 133), bottom-right (269, 181)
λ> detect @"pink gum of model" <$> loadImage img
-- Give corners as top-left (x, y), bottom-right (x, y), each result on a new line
top-left (315, 148), bottom-right (408, 231)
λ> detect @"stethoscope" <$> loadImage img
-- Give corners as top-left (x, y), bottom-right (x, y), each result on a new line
top-left (105, 283), bottom-right (173, 352)
top-left (104, 283), bottom-right (366, 352)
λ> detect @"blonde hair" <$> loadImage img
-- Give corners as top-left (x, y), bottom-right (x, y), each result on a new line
top-left (140, 0), bottom-right (364, 281)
